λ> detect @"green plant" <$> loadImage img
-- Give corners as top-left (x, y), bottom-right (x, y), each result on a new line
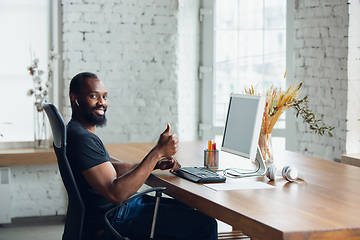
top-left (291, 96), bottom-right (335, 137)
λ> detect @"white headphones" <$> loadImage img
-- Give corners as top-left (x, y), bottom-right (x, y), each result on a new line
top-left (265, 164), bottom-right (305, 182)
top-left (75, 99), bottom-right (80, 106)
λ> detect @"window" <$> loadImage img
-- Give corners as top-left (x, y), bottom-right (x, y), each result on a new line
top-left (200, 0), bottom-right (290, 149)
top-left (0, 0), bottom-right (50, 146)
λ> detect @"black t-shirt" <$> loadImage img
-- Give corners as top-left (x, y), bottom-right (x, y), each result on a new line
top-left (66, 120), bottom-right (115, 237)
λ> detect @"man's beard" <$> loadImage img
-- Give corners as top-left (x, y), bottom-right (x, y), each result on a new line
top-left (84, 106), bottom-right (107, 127)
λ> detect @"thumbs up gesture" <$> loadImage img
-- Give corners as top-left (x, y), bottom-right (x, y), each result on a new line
top-left (156, 123), bottom-right (178, 158)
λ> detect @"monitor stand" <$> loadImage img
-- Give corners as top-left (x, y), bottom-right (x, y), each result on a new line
top-left (253, 145), bottom-right (267, 176)
top-left (233, 146), bottom-right (267, 178)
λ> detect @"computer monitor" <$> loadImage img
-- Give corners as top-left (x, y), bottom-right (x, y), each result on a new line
top-left (221, 93), bottom-right (267, 177)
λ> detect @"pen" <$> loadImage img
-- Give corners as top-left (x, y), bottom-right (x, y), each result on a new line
top-left (208, 141), bottom-right (211, 167)
top-left (210, 141), bottom-right (214, 167)
top-left (214, 142), bottom-right (217, 167)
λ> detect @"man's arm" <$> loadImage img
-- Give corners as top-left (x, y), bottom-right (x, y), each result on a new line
top-left (111, 157), bottom-right (181, 177)
top-left (111, 161), bottom-right (138, 177)
top-left (82, 123), bottom-right (178, 205)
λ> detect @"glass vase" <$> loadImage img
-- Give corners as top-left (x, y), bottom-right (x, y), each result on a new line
top-left (34, 106), bottom-right (49, 149)
top-left (258, 132), bottom-right (273, 162)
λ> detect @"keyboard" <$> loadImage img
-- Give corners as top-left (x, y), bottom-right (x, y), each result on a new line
top-left (172, 167), bottom-right (226, 183)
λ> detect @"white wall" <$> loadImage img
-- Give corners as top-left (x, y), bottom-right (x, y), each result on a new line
top-left (347, 0), bottom-right (360, 154)
top-left (61, 0), bottom-right (200, 143)
top-left (11, 165), bottom-right (66, 218)
top-left (177, 0), bottom-right (200, 141)
top-left (293, 0), bottom-right (350, 161)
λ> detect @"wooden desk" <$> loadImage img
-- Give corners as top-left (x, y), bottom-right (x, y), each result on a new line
top-left (106, 141), bottom-right (360, 240)
top-left (0, 148), bottom-right (57, 166)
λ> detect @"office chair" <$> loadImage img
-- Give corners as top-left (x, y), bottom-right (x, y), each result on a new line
top-left (41, 100), bottom-right (166, 240)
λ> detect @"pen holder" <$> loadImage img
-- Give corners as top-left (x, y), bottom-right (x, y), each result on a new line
top-left (204, 150), bottom-right (219, 169)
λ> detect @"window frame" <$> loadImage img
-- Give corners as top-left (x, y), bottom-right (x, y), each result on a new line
top-left (0, 0), bottom-right (62, 149)
top-left (199, 0), bottom-right (295, 151)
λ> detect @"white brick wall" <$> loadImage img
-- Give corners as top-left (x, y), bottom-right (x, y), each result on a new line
top-left (293, 0), bottom-right (353, 161)
top-left (62, 0), bottom-right (200, 144)
top-left (11, 165), bottom-right (67, 218)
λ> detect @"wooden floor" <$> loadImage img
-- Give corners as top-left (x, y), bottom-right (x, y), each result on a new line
top-left (218, 220), bottom-right (250, 240)
top-left (218, 230), bottom-right (250, 239)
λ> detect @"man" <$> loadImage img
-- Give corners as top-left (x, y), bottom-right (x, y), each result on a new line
top-left (66, 72), bottom-right (218, 239)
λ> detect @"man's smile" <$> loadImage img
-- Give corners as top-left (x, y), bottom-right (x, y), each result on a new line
top-left (92, 106), bottom-right (107, 116)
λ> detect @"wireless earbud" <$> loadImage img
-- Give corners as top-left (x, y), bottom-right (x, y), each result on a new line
top-left (75, 100), bottom-right (80, 106)
top-left (266, 164), bottom-right (305, 182)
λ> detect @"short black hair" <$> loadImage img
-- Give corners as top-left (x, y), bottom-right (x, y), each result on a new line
top-left (69, 72), bottom-right (98, 96)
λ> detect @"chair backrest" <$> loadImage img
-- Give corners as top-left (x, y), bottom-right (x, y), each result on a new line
top-left (42, 100), bottom-right (85, 240)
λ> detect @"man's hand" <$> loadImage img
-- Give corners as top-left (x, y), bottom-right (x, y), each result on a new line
top-left (155, 157), bottom-right (181, 173)
top-left (156, 123), bottom-right (178, 158)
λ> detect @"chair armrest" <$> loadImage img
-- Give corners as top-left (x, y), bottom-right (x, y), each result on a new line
top-left (122, 187), bottom-right (166, 205)
top-left (104, 187), bottom-right (166, 240)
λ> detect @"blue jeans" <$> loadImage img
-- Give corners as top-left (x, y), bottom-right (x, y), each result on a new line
top-left (102, 195), bottom-right (218, 240)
